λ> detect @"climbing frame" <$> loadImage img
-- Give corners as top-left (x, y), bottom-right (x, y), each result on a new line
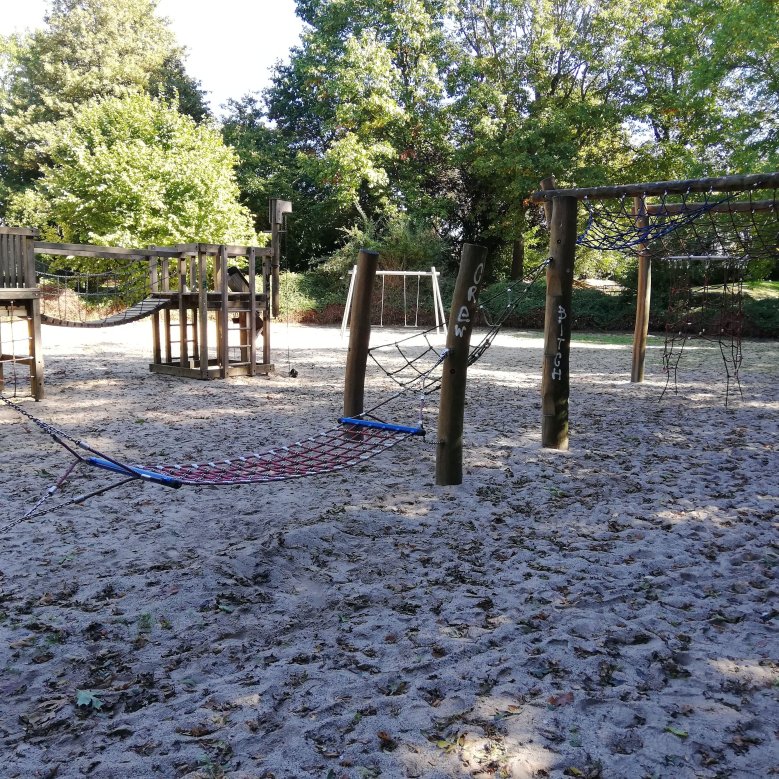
top-left (0, 228), bottom-right (44, 400)
top-left (148, 242), bottom-right (274, 379)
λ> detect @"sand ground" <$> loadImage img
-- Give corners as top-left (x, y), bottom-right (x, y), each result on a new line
top-left (1, 321), bottom-right (777, 779)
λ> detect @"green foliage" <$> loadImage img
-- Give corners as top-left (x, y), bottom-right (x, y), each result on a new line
top-left (320, 207), bottom-right (450, 273)
top-left (277, 270), bottom-right (346, 321)
top-left (0, 0), bottom-right (208, 199)
top-left (6, 93), bottom-right (255, 247)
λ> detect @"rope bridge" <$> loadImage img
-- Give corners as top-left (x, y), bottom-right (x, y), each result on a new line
top-left (37, 262), bottom-right (159, 328)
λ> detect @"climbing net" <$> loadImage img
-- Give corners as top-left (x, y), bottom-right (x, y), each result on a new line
top-left (0, 303), bottom-right (34, 396)
top-left (37, 259), bottom-right (154, 326)
top-left (576, 180), bottom-right (777, 401)
top-left (365, 259), bottom-right (550, 402)
top-left (662, 256), bottom-right (746, 404)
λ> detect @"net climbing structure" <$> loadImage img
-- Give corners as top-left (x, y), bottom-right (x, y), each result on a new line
top-left (1, 246), bottom-right (545, 525)
top-left (529, 172), bottom-right (779, 447)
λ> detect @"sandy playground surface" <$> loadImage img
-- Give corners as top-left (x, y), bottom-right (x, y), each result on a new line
top-left (1, 320), bottom-right (777, 779)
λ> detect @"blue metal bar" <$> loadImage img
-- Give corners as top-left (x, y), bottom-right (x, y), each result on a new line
top-left (86, 457), bottom-right (183, 489)
top-left (338, 417), bottom-right (425, 436)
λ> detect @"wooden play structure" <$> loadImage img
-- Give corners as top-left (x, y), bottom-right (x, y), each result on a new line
top-left (0, 228), bottom-right (45, 399)
top-left (0, 198), bottom-right (292, 394)
top-left (529, 171), bottom-right (779, 449)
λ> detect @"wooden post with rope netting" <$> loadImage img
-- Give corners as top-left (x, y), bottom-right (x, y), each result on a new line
top-left (0, 227), bottom-right (45, 400)
top-left (530, 171), bottom-right (779, 420)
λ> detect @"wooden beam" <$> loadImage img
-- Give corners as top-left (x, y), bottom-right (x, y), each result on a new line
top-left (529, 172), bottom-right (779, 202)
top-left (435, 243), bottom-right (488, 486)
top-left (645, 199), bottom-right (777, 214)
top-left (34, 242), bottom-right (181, 259)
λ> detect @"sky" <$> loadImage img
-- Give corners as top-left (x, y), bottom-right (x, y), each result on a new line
top-left (1, 0), bottom-right (305, 115)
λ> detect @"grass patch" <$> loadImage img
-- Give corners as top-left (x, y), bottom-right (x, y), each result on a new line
top-left (744, 281), bottom-right (779, 300)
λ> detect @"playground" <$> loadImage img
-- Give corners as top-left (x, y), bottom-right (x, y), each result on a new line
top-left (1, 319), bottom-right (777, 778)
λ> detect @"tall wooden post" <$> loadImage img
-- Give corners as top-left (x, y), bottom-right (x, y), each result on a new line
top-left (435, 243), bottom-right (488, 486)
top-left (23, 231), bottom-right (44, 400)
top-left (631, 196), bottom-right (651, 382)
top-left (541, 195), bottom-right (577, 450)
top-left (343, 249), bottom-right (379, 418)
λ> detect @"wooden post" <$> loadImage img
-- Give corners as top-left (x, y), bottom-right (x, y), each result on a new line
top-left (631, 196), bottom-right (651, 382)
top-left (218, 245), bottom-right (229, 379)
top-left (197, 248), bottom-right (209, 379)
top-left (178, 255), bottom-right (189, 369)
top-left (248, 246), bottom-right (257, 376)
top-left (435, 243), bottom-right (488, 486)
top-left (541, 195), bottom-right (577, 450)
top-left (343, 249), bottom-right (379, 418)
top-left (24, 232), bottom-right (44, 400)
top-left (262, 253), bottom-right (272, 367)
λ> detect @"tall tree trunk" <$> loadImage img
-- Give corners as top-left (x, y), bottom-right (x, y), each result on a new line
top-left (510, 234), bottom-right (524, 280)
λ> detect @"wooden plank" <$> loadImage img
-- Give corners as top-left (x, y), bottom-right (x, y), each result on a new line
top-left (435, 244), bottom-right (488, 486)
top-left (0, 227), bottom-right (38, 237)
top-left (33, 242), bottom-right (181, 259)
top-left (190, 243), bottom-right (271, 257)
top-left (0, 289), bottom-right (40, 300)
top-left (530, 172), bottom-right (779, 202)
top-left (541, 195), bottom-right (577, 450)
top-left (9, 234), bottom-right (20, 287)
top-left (0, 232), bottom-right (6, 289)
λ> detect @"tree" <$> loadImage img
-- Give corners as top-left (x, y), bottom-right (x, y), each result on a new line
top-left (256, 0), bottom-right (454, 267)
top-left (0, 0), bottom-right (209, 200)
top-left (447, 0), bottom-right (637, 278)
top-left (622, 0), bottom-right (778, 181)
top-left (7, 93), bottom-right (255, 247)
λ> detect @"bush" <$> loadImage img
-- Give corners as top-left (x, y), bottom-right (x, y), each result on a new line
top-left (319, 208), bottom-right (450, 274)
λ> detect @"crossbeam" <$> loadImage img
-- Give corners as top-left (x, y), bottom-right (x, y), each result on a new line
top-left (530, 172), bottom-right (779, 202)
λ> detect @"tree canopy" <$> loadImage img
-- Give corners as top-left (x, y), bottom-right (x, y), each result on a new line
top-left (8, 93), bottom-right (255, 247)
top-left (0, 0), bottom-right (775, 279)
top-left (0, 0), bottom-right (209, 198)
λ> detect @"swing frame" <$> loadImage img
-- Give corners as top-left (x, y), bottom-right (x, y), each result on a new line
top-left (341, 267), bottom-right (447, 337)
